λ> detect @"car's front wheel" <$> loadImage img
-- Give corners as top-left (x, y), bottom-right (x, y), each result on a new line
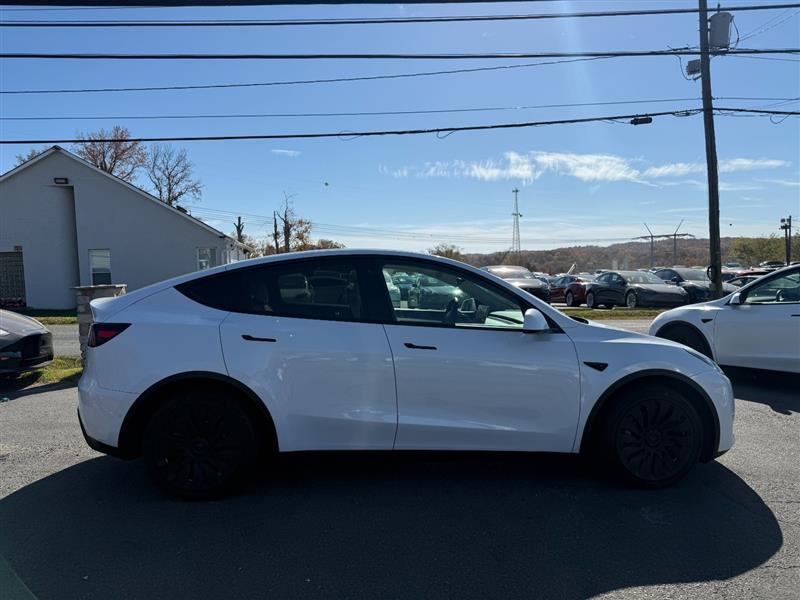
top-left (143, 388), bottom-right (259, 499)
top-left (601, 384), bottom-right (703, 488)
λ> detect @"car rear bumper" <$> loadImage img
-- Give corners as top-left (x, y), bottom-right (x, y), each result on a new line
top-left (78, 365), bottom-right (138, 453)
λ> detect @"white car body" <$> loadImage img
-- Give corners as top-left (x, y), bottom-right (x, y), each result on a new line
top-left (650, 265), bottom-right (800, 374)
top-left (78, 250), bottom-right (734, 490)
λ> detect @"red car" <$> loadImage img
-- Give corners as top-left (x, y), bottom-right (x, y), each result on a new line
top-left (549, 275), bottom-right (595, 306)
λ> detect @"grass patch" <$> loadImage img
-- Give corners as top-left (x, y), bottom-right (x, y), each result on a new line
top-left (0, 357), bottom-right (83, 392)
top-left (8, 308), bottom-right (77, 325)
top-left (564, 308), bottom-right (668, 320)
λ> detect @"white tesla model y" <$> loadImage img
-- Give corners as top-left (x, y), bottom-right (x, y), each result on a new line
top-left (78, 250), bottom-right (734, 498)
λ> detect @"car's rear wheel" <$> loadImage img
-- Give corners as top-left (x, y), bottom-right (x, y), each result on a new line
top-left (625, 291), bottom-right (638, 308)
top-left (586, 292), bottom-right (597, 309)
top-left (601, 385), bottom-right (703, 488)
top-left (143, 388), bottom-right (259, 499)
top-left (565, 290), bottom-right (575, 307)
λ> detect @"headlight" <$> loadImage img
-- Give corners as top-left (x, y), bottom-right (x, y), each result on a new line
top-left (0, 328), bottom-right (9, 336)
top-left (683, 348), bottom-right (722, 372)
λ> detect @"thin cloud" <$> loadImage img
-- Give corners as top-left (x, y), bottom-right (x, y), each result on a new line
top-left (754, 177), bottom-right (800, 187)
top-left (380, 152), bottom-right (790, 187)
top-left (271, 149), bottom-right (301, 157)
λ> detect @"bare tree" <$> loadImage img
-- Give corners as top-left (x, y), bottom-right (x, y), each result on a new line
top-left (14, 147), bottom-right (48, 166)
top-left (145, 144), bottom-right (202, 206)
top-left (72, 126), bottom-right (147, 182)
top-left (428, 243), bottom-right (465, 261)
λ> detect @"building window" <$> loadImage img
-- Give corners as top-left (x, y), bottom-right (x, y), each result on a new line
top-left (89, 249), bottom-right (112, 285)
top-left (197, 247), bottom-right (218, 271)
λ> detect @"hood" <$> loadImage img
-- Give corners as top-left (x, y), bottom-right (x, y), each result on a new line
top-left (0, 309), bottom-right (49, 336)
top-left (505, 278), bottom-right (545, 289)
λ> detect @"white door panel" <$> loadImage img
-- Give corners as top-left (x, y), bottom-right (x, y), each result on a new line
top-left (383, 325), bottom-right (581, 452)
top-left (715, 304), bottom-right (800, 372)
top-left (220, 313), bottom-right (397, 451)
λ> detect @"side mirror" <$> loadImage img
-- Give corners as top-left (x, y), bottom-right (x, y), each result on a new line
top-left (671, 277), bottom-right (680, 284)
top-left (460, 298), bottom-right (476, 312)
top-left (729, 292), bottom-right (743, 305)
top-left (523, 308), bottom-right (549, 333)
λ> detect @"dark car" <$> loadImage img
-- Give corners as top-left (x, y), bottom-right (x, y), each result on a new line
top-left (407, 275), bottom-right (464, 309)
top-left (654, 268), bottom-right (737, 303)
top-left (585, 271), bottom-right (688, 309)
top-left (481, 265), bottom-right (551, 303)
top-left (391, 274), bottom-right (416, 300)
top-left (0, 310), bottom-right (54, 377)
top-left (549, 274), bottom-right (595, 306)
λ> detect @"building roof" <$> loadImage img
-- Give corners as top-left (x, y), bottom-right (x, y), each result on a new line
top-left (0, 145), bottom-right (250, 250)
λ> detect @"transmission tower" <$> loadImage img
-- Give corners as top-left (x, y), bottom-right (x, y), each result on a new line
top-left (511, 188), bottom-right (522, 258)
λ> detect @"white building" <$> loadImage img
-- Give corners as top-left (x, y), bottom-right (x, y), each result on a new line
top-left (0, 146), bottom-right (249, 309)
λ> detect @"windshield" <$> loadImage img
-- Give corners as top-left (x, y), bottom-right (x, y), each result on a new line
top-left (620, 271), bottom-right (664, 284)
top-left (675, 269), bottom-right (709, 281)
top-left (488, 267), bottom-right (534, 279)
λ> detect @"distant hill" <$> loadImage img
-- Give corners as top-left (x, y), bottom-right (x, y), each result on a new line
top-left (460, 236), bottom-right (793, 274)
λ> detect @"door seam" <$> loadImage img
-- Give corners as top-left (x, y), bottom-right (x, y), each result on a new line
top-left (381, 324), bottom-right (400, 449)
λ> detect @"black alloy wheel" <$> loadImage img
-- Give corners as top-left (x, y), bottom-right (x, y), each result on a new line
top-left (143, 389), bottom-right (259, 499)
top-left (602, 385), bottom-right (703, 487)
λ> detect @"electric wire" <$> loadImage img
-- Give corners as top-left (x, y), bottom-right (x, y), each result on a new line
top-left (2, 48), bottom-right (798, 60)
top-left (4, 3), bottom-right (800, 27)
top-left (2, 97), bottom-right (796, 122)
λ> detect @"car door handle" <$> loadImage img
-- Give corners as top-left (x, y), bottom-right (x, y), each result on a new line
top-left (242, 334), bottom-right (277, 343)
top-left (404, 342), bottom-right (437, 350)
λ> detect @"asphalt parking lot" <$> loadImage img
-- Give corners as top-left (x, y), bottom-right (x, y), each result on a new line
top-left (1, 363), bottom-right (797, 599)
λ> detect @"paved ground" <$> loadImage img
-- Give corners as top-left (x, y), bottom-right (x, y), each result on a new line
top-left (0, 370), bottom-right (797, 600)
top-left (46, 320), bottom-right (654, 358)
top-left (48, 324), bottom-right (80, 358)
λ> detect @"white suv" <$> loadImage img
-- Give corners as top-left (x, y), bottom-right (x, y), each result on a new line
top-left (79, 250), bottom-right (734, 498)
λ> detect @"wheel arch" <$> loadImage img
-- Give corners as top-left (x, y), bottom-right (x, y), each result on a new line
top-left (579, 369), bottom-right (721, 462)
top-left (653, 320), bottom-right (714, 360)
top-left (117, 371), bottom-right (279, 459)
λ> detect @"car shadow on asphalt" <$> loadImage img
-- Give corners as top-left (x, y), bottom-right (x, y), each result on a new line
top-left (726, 367), bottom-right (800, 415)
top-left (0, 452), bottom-right (782, 600)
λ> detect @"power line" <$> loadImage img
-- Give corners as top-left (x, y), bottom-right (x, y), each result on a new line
top-left (0, 108), bottom-right (706, 144)
top-left (0, 57), bottom-right (614, 95)
top-left (739, 8), bottom-right (800, 41)
top-left (2, 108), bottom-right (794, 146)
top-left (4, 3), bottom-right (800, 27)
top-left (728, 54), bottom-right (800, 62)
top-left (3, 97), bottom-right (796, 122)
top-left (2, 48), bottom-right (798, 60)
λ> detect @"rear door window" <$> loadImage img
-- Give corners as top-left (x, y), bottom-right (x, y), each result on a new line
top-left (176, 258), bottom-right (372, 322)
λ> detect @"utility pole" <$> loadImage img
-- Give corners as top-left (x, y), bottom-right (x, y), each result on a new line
top-left (644, 223), bottom-right (655, 268)
top-left (511, 188), bottom-right (522, 260)
top-left (672, 220), bottom-right (684, 266)
top-left (234, 216), bottom-right (245, 243)
top-left (699, 0), bottom-right (723, 298)
top-left (272, 211), bottom-right (281, 254)
top-left (780, 215), bottom-right (793, 264)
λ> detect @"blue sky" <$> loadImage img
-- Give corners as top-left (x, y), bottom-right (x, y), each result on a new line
top-left (1, 0), bottom-right (798, 252)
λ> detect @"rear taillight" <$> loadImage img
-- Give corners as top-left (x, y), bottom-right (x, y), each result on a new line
top-left (88, 323), bottom-right (130, 348)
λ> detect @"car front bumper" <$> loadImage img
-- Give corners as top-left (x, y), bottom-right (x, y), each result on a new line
top-left (693, 368), bottom-right (736, 457)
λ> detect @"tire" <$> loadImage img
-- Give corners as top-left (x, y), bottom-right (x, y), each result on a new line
top-left (656, 325), bottom-right (713, 359)
top-left (625, 291), bottom-right (638, 309)
top-left (143, 387), bottom-right (259, 499)
top-left (565, 290), bottom-right (575, 307)
top-left (586, 291), bottom-right (597, 309)
top-left (408, 296), bottom-right (417, 309)
top-left (600, 384), bottom-right (703, 488)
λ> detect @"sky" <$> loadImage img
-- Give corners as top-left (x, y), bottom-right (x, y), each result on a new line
top-left (1, 0), bottom-right (798, 253)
